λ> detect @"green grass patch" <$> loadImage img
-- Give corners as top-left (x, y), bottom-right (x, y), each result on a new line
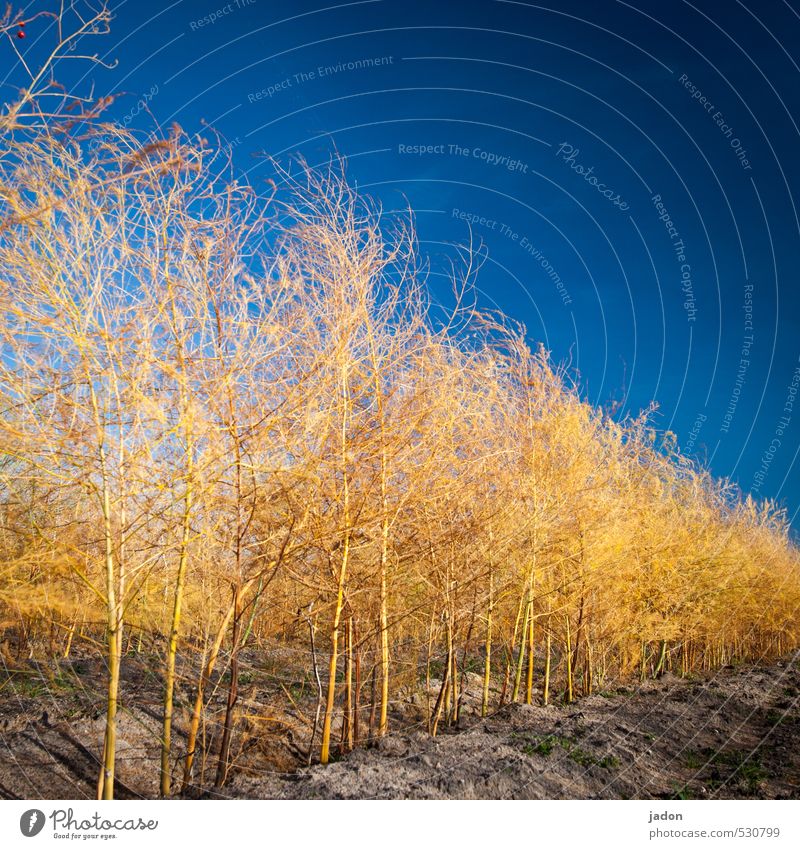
top-left (520, 735), bottom-right (558, 756)
top-left (684, 747), bottom-right (767, 793)
top-left (670, 781), bottom-right (696, 800)
top-left (518, 732), bottom-right (619, 770)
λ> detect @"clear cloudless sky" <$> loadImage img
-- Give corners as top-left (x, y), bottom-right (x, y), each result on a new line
top-left (8, 0), bottom-right (800, 522)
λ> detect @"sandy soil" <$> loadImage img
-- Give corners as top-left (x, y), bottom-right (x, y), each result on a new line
top-left (1, 651), bottom-right (797, 800)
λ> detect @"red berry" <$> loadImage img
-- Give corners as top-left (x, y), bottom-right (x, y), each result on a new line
top-left (16, 30), bottom-right (25, 38)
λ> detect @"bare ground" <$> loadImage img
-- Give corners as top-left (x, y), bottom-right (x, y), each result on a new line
top-left (0, 649), bottom-right (798, 800)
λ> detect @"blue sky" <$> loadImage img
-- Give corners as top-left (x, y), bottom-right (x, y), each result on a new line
top-left (12, 0), bottom-right (800, 521)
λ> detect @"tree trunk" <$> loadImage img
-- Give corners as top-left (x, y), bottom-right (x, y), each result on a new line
top-left (182, 602), bottom-right (235, 790)
top-left (481, 570), bottom-right (493, 717)
top-left (512, 597), bottom-right (530, 703)
top-left (320, 540), bottom-right (350, 764)
top-left (565, 614), bottom-right (574, 704)
top-left (525, 596), bottom-right (535, 705)
top-left (214, 584), bottom-right (242, 788)
top-left (543, 621), bottom-right (552, 706)
top-left (161, 483), bottom-right (192, 797)
top-left (429, 620), bottom-right (451, 738)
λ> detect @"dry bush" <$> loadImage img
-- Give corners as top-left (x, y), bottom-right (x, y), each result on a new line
top-left (1, 2), bottom-right (799, 799)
